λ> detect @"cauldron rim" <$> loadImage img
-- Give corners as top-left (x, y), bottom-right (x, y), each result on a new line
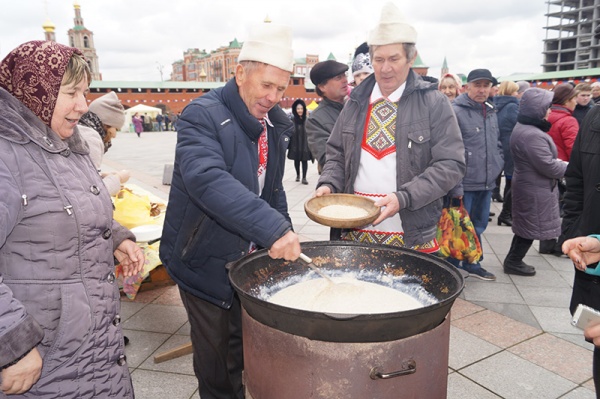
top-left (229, 241), bottom-right (464, 342)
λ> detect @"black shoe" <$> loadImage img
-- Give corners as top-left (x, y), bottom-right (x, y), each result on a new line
top-left (124, 336), bottom-right (130, 346)
top-left (492, 192), bottom-right (504, 203)
top-left (489, 211), bottom-right (496, 217)
top-left (497, 214), bottom-right (512, 226)
top-left (539, 239), bottom-right (557, 254)
top-left (302, 178), bottom-right (308, 185)
top-left (503, 262), bottom-right (536, 276)
top-left (295, 176), bottom-right (300, 182)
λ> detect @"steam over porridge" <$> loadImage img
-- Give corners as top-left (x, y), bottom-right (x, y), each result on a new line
top-left (268, 276), bottom-right (425, 314)
top-left (318, 204), bottom-right (369, 219)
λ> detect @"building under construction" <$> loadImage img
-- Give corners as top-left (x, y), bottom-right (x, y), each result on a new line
top-left (543, 0), bottom-right (600, 71)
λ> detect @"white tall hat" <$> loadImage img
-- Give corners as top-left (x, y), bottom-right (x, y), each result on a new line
top-left (238, 23), bottom-right (294, 72)
top-left (368, 2), bottom-right (418, 46)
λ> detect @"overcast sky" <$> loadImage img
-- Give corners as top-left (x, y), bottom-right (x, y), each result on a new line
top-left (1, 0), bottom-right (551, 82)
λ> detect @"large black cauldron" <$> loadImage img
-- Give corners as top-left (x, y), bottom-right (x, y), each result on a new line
top-left (229, 241), bottom-right (463, 343)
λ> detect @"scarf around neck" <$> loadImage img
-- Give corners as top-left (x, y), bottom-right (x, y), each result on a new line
top-left (517, 114), bottom-right (552, 132)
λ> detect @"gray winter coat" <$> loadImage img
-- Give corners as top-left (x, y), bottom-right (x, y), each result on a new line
top-left (306, 97), bottom-right (344, 169)
top-left (510, 88), bottom-right (567, 240)
top-left (318, 71), bottom-right (466, 246)
top-left (0, 88), bottom-right (134, 398)
top-left (450, 93), bottom-right (504, 195)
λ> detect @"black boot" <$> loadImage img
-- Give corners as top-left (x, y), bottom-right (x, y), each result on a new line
top-left (497, 185), bottom-right (512, 226)
top-left (504, 235), bottom-right (536, 276)
top-left (539, 238), bottom-right (558, 254)
top-left (492, 175), bottom-right (503, 202)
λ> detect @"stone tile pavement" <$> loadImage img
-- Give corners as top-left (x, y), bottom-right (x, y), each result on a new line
top-left (103, 131), bottom-right (597, 398)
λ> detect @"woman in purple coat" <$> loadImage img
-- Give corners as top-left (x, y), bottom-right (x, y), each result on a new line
top-left (132, 112), bottom-right (143, 137)
top-left (503, 88), bottom-right (568, 276)
top-left (0, 41), bottom-right (144, 397)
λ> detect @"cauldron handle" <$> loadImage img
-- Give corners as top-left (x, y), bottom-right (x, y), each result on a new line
top-left (370, 359), bottom-right (416, 380)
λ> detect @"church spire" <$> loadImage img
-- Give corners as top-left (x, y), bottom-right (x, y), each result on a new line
top-left (68, 2), bottom-right (102, 80)
top-left (42, 0), bottom-right (56, 42)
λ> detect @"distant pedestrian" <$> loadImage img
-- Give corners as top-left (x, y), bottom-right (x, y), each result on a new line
top-left (447, 68), bottom-right (504, 281)
top-left (350, 42), bottom-right (373, 87)
top-left (438, 73), bottom-right (463, 102)
top-left (164, 113), bottom-right (171, 130)
top-left (132, 112), bottom-right (143, 137)
top-left (591, 82), bottom-right (600, 105)
top-left (548, 83), bottom-right (578, 162)
top-left (287, 99), bottom-right (312, 184)
top-left (573, 83), bottom-right (594, 126)
top-left (495, 80), bottom-right (520, 226)
top-left (156, 113), bottom-right (164, 131)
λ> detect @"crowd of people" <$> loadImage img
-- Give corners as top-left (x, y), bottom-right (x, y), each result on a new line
top-left (2, 2), bottom-right (600, 398)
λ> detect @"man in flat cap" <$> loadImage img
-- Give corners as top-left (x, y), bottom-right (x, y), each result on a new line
top-left (315, 3), bottom-right (465, 253)
top-left (447, 68), bottom-right (504, 281)
top-left (160, 23), bottom-right (301, 399)
top-left (306, 59), bottom-right (349, 175)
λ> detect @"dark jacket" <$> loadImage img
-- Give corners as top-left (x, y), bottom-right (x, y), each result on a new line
top-left (511, 89), bottom-right (567, 240)
top-left (562, 105), bottom-right (600, 241)
top-left (287, 99), bottom-right (312, 162)
top-left (450, 93), bottom-right (504, 195)
top-left (0, 88), bottom-right (134, 398)
top-left (159, 78), bottom-right (294, 309)
top-left (318, 71), bottom-right (465, 246)
top-left (494, 95), bottom-right (519, 177)
top-left (573, 103), bottom-right (594, 127)
top-left (306, 97), bottom-right (344, 168)
top-left (562, 106), bottom-right (600, 311)
top-left (547, 105), bottom-right (579, 161)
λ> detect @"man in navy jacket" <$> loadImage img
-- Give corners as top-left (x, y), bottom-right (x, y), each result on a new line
top-left (160, 23), bottom-right (300, 399)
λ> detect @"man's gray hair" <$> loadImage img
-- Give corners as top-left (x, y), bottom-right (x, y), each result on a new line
top-left (369, 43), bottom-right (417, 62)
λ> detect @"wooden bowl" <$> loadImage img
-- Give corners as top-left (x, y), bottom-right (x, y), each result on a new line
top-left (304, 194), bottom-right (381, 228)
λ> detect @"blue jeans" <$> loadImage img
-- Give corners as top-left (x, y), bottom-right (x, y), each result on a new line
top-left (447, 190), bottom-right (492, 268)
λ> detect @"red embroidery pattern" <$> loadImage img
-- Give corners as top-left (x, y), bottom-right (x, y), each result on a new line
top-left (257, 120), bottom-right (268, 177)
top-left (362, 99), bottom-right (397, 160)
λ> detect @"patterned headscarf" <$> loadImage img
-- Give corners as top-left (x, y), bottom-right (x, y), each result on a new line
top-left (0, 40), bottom-right (82, 126)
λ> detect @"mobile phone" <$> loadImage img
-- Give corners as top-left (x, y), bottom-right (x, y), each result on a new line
top-left (572, 304), bottom-right (600, 330)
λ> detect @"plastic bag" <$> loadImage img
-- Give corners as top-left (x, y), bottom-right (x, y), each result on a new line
top-left (113, 189), bottom-right (158, 229)
top-left (436, 202), bottom-right (482, 264)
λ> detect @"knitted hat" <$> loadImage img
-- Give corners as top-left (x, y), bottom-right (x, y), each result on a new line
top-left (88, 91), bottom-right (125, 130)
top-left (552, 83), bottom-right (576, 105)
top-left (368, 2), bottom-right (417, 46)
top-left (351, 42), bottom-right (373, 78)
top-left (238, 23), bottom-right (294, 72)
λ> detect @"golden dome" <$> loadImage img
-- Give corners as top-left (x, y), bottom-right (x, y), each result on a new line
top-left (42, 18), bottom-right (55, 32)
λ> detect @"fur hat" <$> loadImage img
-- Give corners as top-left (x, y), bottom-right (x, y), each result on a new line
top-left (368, 2), bottom-right (417, 46)
top-left (552, 83), bottom-right (576, 105)
top-left (88, 92), bottom-right (125, 130)
top-left (351, 42), bottom-right (373, 78)
top-left (238, 23), bottom-right (294, 72)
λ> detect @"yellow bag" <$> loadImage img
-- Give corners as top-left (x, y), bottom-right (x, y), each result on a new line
top-left (113, 189), bottom-right (158, 229)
